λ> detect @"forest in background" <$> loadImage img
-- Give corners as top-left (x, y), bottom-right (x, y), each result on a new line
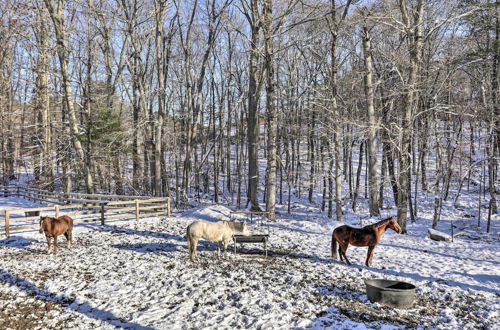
top-left (0, 0), bottom-right (498, 233)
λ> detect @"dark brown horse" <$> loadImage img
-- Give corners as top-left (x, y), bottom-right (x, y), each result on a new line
top-left (331, 216), bottom-right (401, 267)
top-left (39, 215), bottom-right (74, 254)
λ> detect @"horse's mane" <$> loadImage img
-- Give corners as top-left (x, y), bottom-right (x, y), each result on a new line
top-left (364, 217), bottom-right (394, 229)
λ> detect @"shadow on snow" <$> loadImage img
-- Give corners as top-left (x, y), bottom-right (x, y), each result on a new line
top-left (82, 223), bottom-right (186, 243)
top-left (379, 242), bottom-right (500, 266)
top-left (0, 269), bottom-right (154, 329)
top-left (112, 242), bottom-right (180, 254)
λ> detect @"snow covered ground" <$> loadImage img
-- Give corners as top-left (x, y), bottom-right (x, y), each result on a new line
top-left (0, 196), bottom-right (499, 329)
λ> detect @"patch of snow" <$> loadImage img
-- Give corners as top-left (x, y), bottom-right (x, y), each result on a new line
top-left (0, 199), bottom-right (499, 329)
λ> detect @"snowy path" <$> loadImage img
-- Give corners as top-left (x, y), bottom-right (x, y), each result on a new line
top-left (0, 199), bottom-right (499, 329)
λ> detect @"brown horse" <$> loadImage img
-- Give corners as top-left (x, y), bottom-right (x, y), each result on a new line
top-left (331, 216), bottom-right (401, 267)
top-left (39, 215), bottom-right (74, 254)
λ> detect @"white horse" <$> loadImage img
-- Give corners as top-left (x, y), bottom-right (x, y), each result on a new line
top-left (186, 220), bottom-right (250, 260)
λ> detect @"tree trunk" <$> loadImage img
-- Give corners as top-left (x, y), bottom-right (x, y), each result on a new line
top-left (489, 0), bottom-right (499, 213)
top-left (34, 8), bottom-right (53, 190)
top-left (264, 0), bottom-right (277, 220)
top-left (44, 0), bottom-right (95, 194)
top-left (247, 0), bottom-right (262, 211)
top-left (327, 0), bottom-right (352, 222)
top-left (333, 130), bottom-right (343, 221)
top-left (352, 141), bottom-right (364, 212)
top-left (154, 0), bottom-right (167, 197)
top-left (397, 0), bottom-right (424, 233)
top-left (361, 21), bottom-right (380, 216)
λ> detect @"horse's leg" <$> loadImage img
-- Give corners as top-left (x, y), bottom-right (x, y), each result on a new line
top-left (193, 238), bottom-right (199, 260)
top-left (337, 241), bottom-right (347, 263)
top-left (216, 241), bottom-right (221, 258)
top-left (341, 243), bottom-right (351, 265)
top-left (64, 232), bottom-right (71, 249)
top-left (331, 236), bottom-right (338, 259)
top-left (189, 238), bottom-right (197, 261)
top-left (189, 237), bottom-right (195, 260)
top-left (187, 237), bottom-right (192, 260)
top-left (223, 239), bottom-right (229, 258)
top-left (45, 235), bottom-right (51, 253)
top-left (68, 230), bottom-right (72, 249)
top-left (366, 246), bottom-right (375, 267)
top-left (53, 236), bottom-right (58, 254)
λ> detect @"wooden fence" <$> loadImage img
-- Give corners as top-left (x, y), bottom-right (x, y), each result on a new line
top-left (0, 185), bottom-right (156, 205)
top-left (0, 186), bottom-right (171, 237)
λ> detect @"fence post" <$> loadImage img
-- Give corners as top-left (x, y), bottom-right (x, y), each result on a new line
top-left (165, 198), bottom-right (170, 216)
top-left (100, 203), bottom-right (106, 225)
top-left (5, 211), bottom-right (10, 237)
top-left (55, 205), bottom-right (60, 218)
top-left (135, 200), bottom-right (140, 222)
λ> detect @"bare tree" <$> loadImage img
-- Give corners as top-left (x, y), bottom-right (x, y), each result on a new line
top-left (361, 8), bottom-right (380, 216)
top-left (44, 0), bottom-right (96, 193)
top-left (240, 0), bottom-right (264, 210)
top-left (326, 0), bottom-right (354, 221)
top-left (33, 3), bottom-right (53, 190)
top-left (395, 0), bottom-right (424, 233)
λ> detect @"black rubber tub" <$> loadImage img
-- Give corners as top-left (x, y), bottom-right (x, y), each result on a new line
top-left (364, 279), bottom-right (416, 309)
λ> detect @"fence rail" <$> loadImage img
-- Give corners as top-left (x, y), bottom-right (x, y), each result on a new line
top-left (0, 185), bottom-right (157, 205)
top-left (0, 186), bottom-right (171, 237)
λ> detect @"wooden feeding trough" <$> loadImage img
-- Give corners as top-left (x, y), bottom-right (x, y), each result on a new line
top-left (364, 279), bottom-right (416, 309)
top-left (231, 211), bottom-right (270, 257)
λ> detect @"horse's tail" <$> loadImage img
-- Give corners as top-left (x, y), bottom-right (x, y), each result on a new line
top-left (331, 231), bottom-right (338, 259)
top-left (186, 225), bottom-right (190, 247)
top-left (186, 224), bottom-right (193, 258)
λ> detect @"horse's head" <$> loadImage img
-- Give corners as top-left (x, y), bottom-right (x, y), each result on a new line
top-left (241, 223), bottom-right (251, 236)
top-left (39, 216), bottom-right (51, 234)
top-left (388, 216), bottom-right (402, 233)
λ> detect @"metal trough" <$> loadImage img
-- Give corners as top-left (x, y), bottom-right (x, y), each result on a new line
top-left (364, 279), bottom-right (416, 309)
